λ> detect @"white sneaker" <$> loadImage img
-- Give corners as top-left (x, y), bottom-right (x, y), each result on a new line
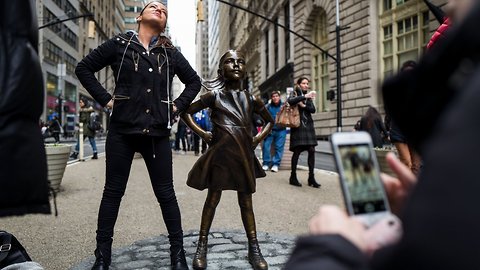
top-left (271, 165), bottom-right (279, 172)
top-left (262, 165), bottom-right (269, 171)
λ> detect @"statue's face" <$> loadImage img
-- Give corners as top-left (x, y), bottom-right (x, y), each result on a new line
top-left (220, 51), bottom-right (246, 81)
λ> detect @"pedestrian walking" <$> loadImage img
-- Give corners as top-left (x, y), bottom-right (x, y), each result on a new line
top-left (357, 106), bottom-right (389, 148)
top-left (75, 1), bottom-right (201, 269)
top-left (181, 50), bottom-right (274, 270)
top-left (48, 116), bottom-right (62, 143)
top-left (262, 91), bottom-right (287, 173)
top-left (287, 77), bottom-right (320, 188)
top-left (70, 98), bottom-right (99, 159)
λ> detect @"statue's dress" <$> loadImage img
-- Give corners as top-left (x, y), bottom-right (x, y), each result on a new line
top-left (186, 89), bottom-right (266, 193)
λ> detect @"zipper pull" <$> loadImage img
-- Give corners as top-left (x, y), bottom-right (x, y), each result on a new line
top-left (134, 63), bottom-right (138, 72)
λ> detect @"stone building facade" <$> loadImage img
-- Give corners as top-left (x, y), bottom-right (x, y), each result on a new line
top-left (222, 0), bottom-right (447, 138)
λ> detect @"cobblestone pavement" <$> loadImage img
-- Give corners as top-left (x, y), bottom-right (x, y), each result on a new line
top-left (71, 230), bottom-right (295, 270)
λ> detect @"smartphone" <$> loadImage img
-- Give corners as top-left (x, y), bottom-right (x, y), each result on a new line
top-left (330, 131), bottom-right (391, 227)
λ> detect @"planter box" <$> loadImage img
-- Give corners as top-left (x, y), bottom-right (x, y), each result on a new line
top-left (374, 148), bottom-right (397, 176)
top-left (45, 144), bottom-right (71, 192)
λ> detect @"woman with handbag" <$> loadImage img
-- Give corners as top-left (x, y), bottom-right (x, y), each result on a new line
top-left (287, 77), bottom-right (320, 188)
top-left (75, 1), bottom-right (201, 269)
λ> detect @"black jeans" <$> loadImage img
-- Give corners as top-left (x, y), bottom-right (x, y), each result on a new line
top-left (96, 132), bottom-right (184, 251)
top-left (291, 145), bottom-right (315, 175)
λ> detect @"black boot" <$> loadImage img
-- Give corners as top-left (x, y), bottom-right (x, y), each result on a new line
top-left (92, 152), bottom-right (98, 159)
top-left (289, 173), bottom-right (302, 187)
top-left (70, 152), bottom-right (78, 159)
top-left (171, 247), bottom-right (189, 270)
top-left (192, 235), bottom-right (208, 270)
top-left (91, 249), bottom-right (109, 270)
top-left (308, 173), bottom-right (321, 188)
top-left (248, 240), bottom-right (268, 270)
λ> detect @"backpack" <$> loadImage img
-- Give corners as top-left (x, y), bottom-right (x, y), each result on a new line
top-left (88, 112), bottom-right (102, 131)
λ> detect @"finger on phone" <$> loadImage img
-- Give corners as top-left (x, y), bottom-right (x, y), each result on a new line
top-left (385, 153), bottom-right (416, 188)
top-left (381, 173), bottom-right (397, 190)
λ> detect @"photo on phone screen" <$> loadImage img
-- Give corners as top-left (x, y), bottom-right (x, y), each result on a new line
top-left (338, 144), bottom-right (388, 215)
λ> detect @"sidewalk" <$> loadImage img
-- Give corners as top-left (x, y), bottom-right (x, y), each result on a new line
top-left (1, 152), bottom-right (342, 270)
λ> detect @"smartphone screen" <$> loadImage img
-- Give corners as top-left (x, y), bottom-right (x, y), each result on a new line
top-left (338, 144), bottom-right (387, 215)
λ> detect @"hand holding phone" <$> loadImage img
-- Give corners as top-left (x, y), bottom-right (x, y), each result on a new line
top-left (331, 131), bottom-right (391, 227)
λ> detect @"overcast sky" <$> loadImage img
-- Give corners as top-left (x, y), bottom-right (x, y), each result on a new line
top-left (168, 0), bottom-right (197, 69)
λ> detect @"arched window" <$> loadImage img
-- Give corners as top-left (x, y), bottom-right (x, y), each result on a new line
top-left (311, 9), bottom-right (329, 112)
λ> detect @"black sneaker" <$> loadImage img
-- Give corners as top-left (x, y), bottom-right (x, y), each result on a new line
top-left (92, 152), bottom-right (98, 159)
top-left (70, 152), bottom-right (78, 159)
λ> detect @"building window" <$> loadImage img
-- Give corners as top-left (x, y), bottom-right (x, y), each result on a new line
top-left (379, 0), bottom-right (429, 79)
top-left (125, 5), bottom-right (136, 12)
top-left (125, 17), bottom-right (137, 24)
top-left (65, 53), bottom-right (77, 75)
top-left (383, 24), bottom-right (394, 77)
top-left (311, 9), bottom-right (329, 112)
top-left (44, 40), bottom-right (62, 64)
top-left (63, 29), bottom-right (78, 49)
top-left (44, 7), bottom-right (62, 34)
top-left (384, 0), bottom-right (392, 11)
top-left (64, 81), bottom-right (77, 103)
top-left (46, 72), bottom-right (58, 96)
top-left (396, 0), bottom-right (410, 5)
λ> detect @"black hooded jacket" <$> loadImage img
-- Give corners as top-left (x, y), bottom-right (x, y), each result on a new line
top-left (0, 0), bottom-right (51, 217)
top-left (75, 31), bottom-right (201, 136)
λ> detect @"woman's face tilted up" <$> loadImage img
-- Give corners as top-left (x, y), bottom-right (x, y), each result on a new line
top-left (137, 1), bottom-right (168, 32)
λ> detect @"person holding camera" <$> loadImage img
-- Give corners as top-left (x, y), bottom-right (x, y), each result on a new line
top-left (287, 77), bottom-right (320, 188)
top-left (70, 97), bottom-right (98, 160)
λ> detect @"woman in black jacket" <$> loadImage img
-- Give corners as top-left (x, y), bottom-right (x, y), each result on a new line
top-left (287, 77), bottom-right (321, 188)
top-left (358, 106), bottom-right (388, 148)
top-left (75, 2), bottom-right (200, 269)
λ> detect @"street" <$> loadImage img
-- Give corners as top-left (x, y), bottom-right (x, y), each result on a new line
top-left (298, 141), bottom-right (336, 172)
top-left (0, 150), bottom-right (343, 269)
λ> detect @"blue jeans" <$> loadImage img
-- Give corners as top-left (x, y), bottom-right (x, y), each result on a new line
top-left (262, 129), bottom-right (287, 167)
top-left (75, 136), bottom-right (98, 153)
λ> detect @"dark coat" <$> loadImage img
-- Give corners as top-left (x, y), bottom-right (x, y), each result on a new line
top-left (359, 117), bottom-right (388, 148)
top-left (287, 88), bottom-right (318, 150)
top-left (285, 4), bottom-right (480, 268)
top-left (75, 31), bottom-right (201, 137)
top-left (79, 106), bottom-right (95, 138)
top-left (0, 0), bottom-right (51, 216)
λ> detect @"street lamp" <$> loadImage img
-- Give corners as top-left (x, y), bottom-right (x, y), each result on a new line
top-left (335, 0), bottom-right (342, 132)
top-left (215, 0), bottom-right (346, 131)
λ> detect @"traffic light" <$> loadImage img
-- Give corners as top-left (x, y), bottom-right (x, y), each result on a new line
top-left (327, 89), bottom-right (336, 101)
top-left (197, 0), bottom-right (204, 22)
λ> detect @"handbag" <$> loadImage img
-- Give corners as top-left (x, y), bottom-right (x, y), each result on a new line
top-left (275, 102), bottom-right (300, 128)
top-left (0, 231), bottom-right (31, 268)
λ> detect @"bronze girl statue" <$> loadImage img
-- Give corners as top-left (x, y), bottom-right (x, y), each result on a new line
top-left (181, 50), bottom-right (274, 270)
